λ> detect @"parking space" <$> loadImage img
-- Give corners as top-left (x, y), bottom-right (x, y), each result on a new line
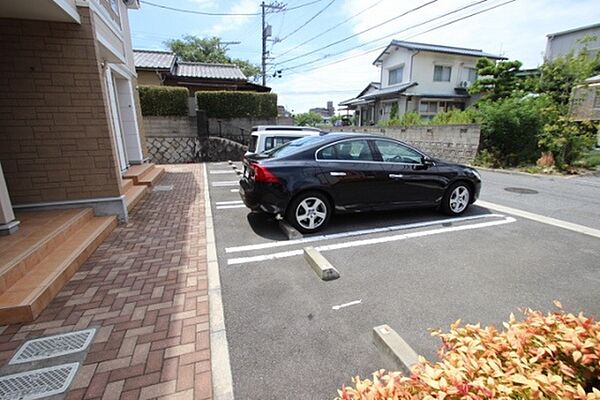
top-left (205, 162), bottom-right (600, 399)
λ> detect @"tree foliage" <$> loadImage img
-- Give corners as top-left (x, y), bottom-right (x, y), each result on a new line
top-left (294, 112), bottom-right (323, 126)
top-left (469, 58), bottom-right (523, 100)
top-left (165, 35), bottom-right (261, 81)
top-left (536, 49), bottom-right (600, 107)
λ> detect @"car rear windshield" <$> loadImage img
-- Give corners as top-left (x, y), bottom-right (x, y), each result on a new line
top-left (265, 135), bottom-right (325, 158)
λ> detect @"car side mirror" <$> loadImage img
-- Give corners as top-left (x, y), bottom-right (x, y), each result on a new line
top-left (422, 156), bottom-right (434, 167)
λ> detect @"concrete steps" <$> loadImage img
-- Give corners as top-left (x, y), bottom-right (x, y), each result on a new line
top-left (123, 163), bottom-right (164, 187)
top-left (0, 209), bottom-right (117, 324)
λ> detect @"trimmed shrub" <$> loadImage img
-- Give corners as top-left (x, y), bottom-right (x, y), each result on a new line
top-left (138, 85), bottom-right (189, 116)
top-left (337, 304), bottom-right (600, 400)
top-left (195, 91), bottom-right (277, 119)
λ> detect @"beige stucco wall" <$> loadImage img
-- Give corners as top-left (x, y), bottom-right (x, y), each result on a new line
top-left (137, 70), bottom-right (163, 86)
top-left (0, 9), bottom-right (122, 204)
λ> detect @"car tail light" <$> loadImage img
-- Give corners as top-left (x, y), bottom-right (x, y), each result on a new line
top-left (251, 163), bottom-right (280, 184)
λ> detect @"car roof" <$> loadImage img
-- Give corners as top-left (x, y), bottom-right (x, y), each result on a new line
top-left (251, 125), bottom-right (321, 132)
top-left (251, 130), bottom-right (322, 136)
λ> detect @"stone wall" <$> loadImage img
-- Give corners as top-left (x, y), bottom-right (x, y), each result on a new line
top-left (329, 124), bottom-right (480, 164)
top-left (143, 116), bottom-right (248, 163)
top-left (201, 137), bottom-right (247, 162)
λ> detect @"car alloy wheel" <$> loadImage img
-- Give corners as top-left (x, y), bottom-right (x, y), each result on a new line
top-left (295, 197), bottom-right (328, 231)
top-left (448, 185), bottom-right (470, 214)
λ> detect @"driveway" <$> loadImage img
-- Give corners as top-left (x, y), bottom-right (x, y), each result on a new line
top-left (207, 163), bottom-right (600, 399)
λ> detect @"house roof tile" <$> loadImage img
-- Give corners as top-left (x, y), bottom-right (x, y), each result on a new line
top-left (374, 40), bottom-right (505, 64)
top-left (174, 62), bottom-right (247, 80)
top-left (133, 49), bottom-right (176, 70)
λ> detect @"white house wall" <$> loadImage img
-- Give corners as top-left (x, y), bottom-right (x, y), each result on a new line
top-left (408, 52), bottom-right (478, 95)
top-left (379, 47), bottom-right (413, 87)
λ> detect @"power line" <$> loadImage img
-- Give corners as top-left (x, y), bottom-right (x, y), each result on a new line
top-left (275, 0), bottom-right (387, 59)
top-left (139, 0), bottom-right (323, 16)
top-left (278, 0), bottom-right (337, 42)
top-left (284, 0), bottom-right (515, 74)
top-left (276, 0), bottom-right (438, 65)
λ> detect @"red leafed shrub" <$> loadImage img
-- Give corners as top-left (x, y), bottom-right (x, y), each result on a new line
top-left (337, 303), bottom-right (600, 400)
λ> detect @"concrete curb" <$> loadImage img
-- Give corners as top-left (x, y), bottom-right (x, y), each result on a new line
top-left (303, 247), bottom-right (339, 281)
top-left (471, 165), bottom-right (579, 179)
top-left (279, 220), bottom-right (303, 240)
top-left (203, 164), bottom-right (235, 400)
top-left (373, 325), bottom-right (419, 375)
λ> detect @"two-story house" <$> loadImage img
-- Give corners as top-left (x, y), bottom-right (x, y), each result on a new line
top-left (339, 40), bottom-right (505, 125)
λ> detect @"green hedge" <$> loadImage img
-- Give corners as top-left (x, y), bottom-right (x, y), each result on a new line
top-left (196, 91), bottom-right (277, 118)
top-left (138, 85), bottom-right (189, 116)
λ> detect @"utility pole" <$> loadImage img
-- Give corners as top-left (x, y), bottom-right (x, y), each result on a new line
top-left (261, 2), bottom-right (285, 86)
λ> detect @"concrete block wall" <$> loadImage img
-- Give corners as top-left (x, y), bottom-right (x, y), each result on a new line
top-left (143, 116), bottom-right (197, 138)
top-left (330, 124), bottom-right (480, 164)
top-left (0, 9), bottom-right (122, 205)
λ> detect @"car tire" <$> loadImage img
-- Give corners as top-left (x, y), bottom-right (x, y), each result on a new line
top-left (440, 182), bottom-right (472, 216)
top-left (286, 191), bottom-right (331, 234)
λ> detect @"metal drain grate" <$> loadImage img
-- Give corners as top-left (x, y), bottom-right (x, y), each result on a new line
top-left (10, 329), bottom-right (95, 365)
top-left (153, 185), bottom-right (173, 192)
top-left (0, 363), bottom-right (79, 400)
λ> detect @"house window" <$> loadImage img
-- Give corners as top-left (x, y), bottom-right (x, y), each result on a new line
top-left (594, 89), bottom-right (600, 109)
top-left (388, 66), bottom-right (404, 85)
top-left (466, 67), bottom-right (478, 83)
top-left (419, 101), bottom-right (438, 114)
top-left (433, 65), bottom-right (452, 82)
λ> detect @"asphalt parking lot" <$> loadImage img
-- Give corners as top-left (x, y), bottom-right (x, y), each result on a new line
top-left (206, 162), bottom-right (600, 399)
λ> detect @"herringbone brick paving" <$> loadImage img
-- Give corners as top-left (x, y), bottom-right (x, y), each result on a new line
top-left (0, 164), bottom-right (211, 400)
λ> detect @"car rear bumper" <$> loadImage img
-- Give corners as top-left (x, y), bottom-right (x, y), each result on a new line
top-left (239, 179), bottom-right (289, 215)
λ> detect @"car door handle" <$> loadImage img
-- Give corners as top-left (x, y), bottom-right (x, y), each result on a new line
top-left (330, 172), bottom-right (347, 176)
top-left (389, 174), bottom-right (404, 179)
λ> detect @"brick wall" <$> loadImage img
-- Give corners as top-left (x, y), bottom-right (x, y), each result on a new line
top-left (0, 9), bottom-right (122, 205)
top-left (329, 125), bottom-right (480, 164)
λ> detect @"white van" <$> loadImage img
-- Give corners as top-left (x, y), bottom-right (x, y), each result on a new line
top-left (246, 126), bottom-right (323, 155)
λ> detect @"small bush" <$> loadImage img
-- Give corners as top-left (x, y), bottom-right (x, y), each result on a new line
top-left (138, 85), bottom-right (189, 116)
top-left (195, 91), bottom-right (277, 119)
top-left (379, 112), bottom-right (424, 127)
top-left (474, 95), bottom-right (556, 167)
top-left (337, 304), bottom-right (600, 400)
top-left (539, 117), bottom-right (598, 170)
top-left (430, 108), bottom-right (477, 125)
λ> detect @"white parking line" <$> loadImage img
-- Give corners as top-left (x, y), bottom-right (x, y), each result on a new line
top-left (212, 181), bottom-right (239, 187)
top-left (227, 216), bottom-right (516, 265)
top-left (332, 299), bottom-right (362, 310)
top-left (225, 213), bottom-right (507, 254)
top-left (216, 205), bottom-right (247, 210)
top-left (216, 200), bottom-right (244, 205)
top-left (210, 170), bottom-right (236, 174)
top-left (230, 189), bottom-right (239, 193)
top-left (477, 200), bottom-right (600, 239)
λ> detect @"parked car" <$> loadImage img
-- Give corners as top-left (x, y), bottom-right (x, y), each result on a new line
top-left (246, 126), bottom-right (324, 156)
top-left (240, 133), bottom-right (481, 233)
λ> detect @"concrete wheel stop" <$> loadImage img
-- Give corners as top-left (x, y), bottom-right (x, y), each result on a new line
top-left (303, 247), bottom-right (340, 281)
top-left (372, 324), bottom-right (420, 374)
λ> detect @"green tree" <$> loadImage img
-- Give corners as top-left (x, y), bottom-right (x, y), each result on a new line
top-left (165, 35), bottom-right (261, 81)
top-left (294, 112), bottom-right (323, 126)
top-left (469, 58), bottom-right (523, 100)
top-left (537, 48), bottom-right (600, 108)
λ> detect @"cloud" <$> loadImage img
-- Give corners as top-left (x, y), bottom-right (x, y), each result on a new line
top-left (271, 0), bottom-right (600, 113)
top-left (203, 0), bottom-right (259, 36)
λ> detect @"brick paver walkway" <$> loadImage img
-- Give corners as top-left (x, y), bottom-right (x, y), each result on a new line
top-left (0, 164), bottom-right (211, 400)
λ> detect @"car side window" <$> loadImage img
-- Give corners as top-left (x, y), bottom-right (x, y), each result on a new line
top-left (265, 136), bottom-right (301, 151)
top-left (374, 140), bottom-right (422, 164)
top-left (317, 140), bottom-right (374, 161)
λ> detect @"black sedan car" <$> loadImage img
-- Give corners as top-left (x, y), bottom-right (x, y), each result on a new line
top-left (239, 133), bottom-right (481, 233)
